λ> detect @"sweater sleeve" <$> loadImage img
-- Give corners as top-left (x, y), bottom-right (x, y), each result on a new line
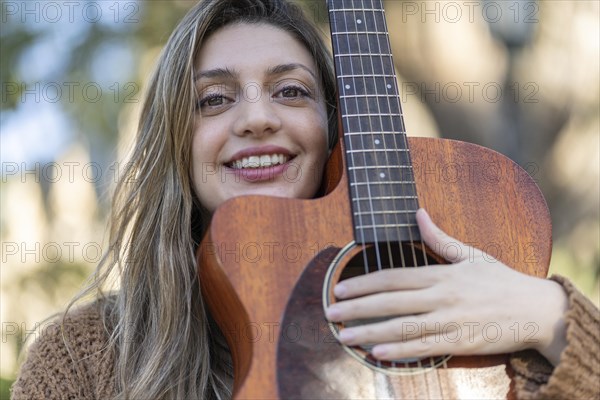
top-left (510, 275), bottom-right (600, 399)
top-left (11, 303), bottom-right (115, 400)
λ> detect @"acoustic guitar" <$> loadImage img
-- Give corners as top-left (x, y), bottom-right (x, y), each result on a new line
top-left (197, 0), bottom-right (552, 398)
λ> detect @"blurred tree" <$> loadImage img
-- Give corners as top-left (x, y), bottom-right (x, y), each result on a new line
top-left (1, 0), bottom-right (190, 384)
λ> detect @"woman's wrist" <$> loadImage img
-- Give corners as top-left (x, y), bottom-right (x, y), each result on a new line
top-left (533, 279), bottom-right (569, 366)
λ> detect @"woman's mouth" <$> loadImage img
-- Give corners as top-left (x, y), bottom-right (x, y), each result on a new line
top-left (224, 151), bottom-right (298, 182)
top-left (226, 153), bottom-right (291, 169)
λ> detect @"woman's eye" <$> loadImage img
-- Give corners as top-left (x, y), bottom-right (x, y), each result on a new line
top-left (200, 94), bottom-right (225, 107)
top-left (277, 85), bottom-right (309, 99)
top-left (282, 88), bottom-right (300, 97)
top-left (196, 93), bottom-right (236, 113)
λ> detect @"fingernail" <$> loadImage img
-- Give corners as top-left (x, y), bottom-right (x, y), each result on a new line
top-left (334, 283), bottom-right (346, 298)
top-left (326, 305), bottom-right (341, 320)
top-left (338, 328), bottom-right (355, 343)
top-left (372, 345), bottom-right (388, 359)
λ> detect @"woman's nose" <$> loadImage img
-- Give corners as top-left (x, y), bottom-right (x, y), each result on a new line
top-left (232, 83), bottom-right (282, 137)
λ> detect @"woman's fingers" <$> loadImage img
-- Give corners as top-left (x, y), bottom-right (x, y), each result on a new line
top-left (371, 334), bottom-right (482, 361)
top-left (335, 314), bottom-right (449, 347)
top-left (415, 208), bottom-right (474, 263)
top-left (333, 266), bottom-right (445, 300)
top-left (326, 287), bottom-right (439, 321)
top-left (336, 314), bottom-right (504, 361)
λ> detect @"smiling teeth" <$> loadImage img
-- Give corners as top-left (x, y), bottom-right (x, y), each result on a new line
top-left (231, 154), bottom-right (289, 169)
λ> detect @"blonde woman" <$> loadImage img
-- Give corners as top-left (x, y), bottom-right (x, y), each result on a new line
top-left (13, 0), bottom-right (599, 399)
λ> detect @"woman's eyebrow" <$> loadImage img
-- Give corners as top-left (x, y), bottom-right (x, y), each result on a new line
top-left (267, 63), bottom-right (317, 81)
top-left (193, 64), bottom-right (316, 82)
top-left (194, 67), bottom-right (238, 82)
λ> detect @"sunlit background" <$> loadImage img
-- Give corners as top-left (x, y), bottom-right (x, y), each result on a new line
top-left (1, 0), bottom-right (598, 396)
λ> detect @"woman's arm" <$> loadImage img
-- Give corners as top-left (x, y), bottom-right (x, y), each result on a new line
top-left (11, 303), bottom-right (115, 399)
top-left (510, 275), bottom-right (600, 399)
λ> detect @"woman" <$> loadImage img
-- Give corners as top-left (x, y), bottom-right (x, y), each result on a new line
top-left (12, 0), bottom-right (599, 399)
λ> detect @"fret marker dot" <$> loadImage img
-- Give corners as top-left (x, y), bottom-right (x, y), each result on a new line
top-left (374, 139), bottom-right (381, 145)
top-left (357, 19), bottom-right (362, 24)
top-left (387, 84), bottom-right (392, 89)
top-left (345, 84), bottom-right (351, 90)
top-left (379, 172), bottom-right (386, 178)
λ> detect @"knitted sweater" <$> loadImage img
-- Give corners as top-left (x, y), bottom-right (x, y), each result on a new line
top-left (12, 276), bottom-right (600, 399)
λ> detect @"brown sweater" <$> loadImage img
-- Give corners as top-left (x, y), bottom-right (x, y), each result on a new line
top-left (12, 276), bottom-right (600, 399)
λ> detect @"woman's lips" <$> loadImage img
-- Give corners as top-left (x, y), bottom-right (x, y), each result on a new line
top-left (224, 145), bottom-right (297, 182)
top-left (225, 156), bottom-right (297, 182)
top-left (225, 145), bottom-right (293, 165)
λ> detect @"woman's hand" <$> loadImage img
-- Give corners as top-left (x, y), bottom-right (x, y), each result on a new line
top-left (325, 209), bottom-right (568, 366)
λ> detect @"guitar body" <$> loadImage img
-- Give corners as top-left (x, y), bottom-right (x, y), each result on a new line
top-left (197, 137), bottom-right (552, 399)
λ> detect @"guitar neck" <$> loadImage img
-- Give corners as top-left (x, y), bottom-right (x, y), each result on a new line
top-left (328, 0), bottom-right (420, 244)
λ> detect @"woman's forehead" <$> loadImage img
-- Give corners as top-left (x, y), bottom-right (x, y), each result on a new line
top-left (195, 23), bottom-right (316, 75)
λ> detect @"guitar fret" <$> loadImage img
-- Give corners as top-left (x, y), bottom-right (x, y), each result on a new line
top-left (346, 149), bottom-right (409, 153)
top-left (338, 74), bottom-right (397, 81)
top-left (350, 181), bottom-right (414, 186)
top-left (355, 223), bottom-right (417, 229)
top-left (344, 131), bottom-right (406, 136)
top-left (348, 165), bottom-right (410, 172)
top-left (343, 113), bottom-right (401, 117)
top-left (347, 166), bottom-right (411, 171)
top-left (329, 8), bottom-right (383, 12)
top-left (354, 210), bottom-right (414, 216)
top-left (339, 93), bottom-right (396, 98)
top-left (335, 53), bottom-right (393, 57)
top-left (332, 31), bottom-right (388, 36)
top-left (339, 75), bottom-right (396, 79)
top-left (353, 195), bottom-right (417, 201)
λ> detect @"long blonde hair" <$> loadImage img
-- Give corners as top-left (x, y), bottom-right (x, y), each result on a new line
top-left (68, 1), bottom-right (337, 398)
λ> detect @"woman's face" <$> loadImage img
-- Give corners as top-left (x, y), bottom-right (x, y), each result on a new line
top-left (191, 23), bottom-right (329, 212)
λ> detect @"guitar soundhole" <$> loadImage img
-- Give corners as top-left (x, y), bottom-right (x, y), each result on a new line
top-left (324, 241), bottom-right (451, 374)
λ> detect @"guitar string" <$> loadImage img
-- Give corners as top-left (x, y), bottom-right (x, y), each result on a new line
top-left (365, 1), bottom-right (422, 261)
top-left (370, 0), bottom-right (447, 385)
top-left (337, 2), bottom-right (382, 274)
top-left (351, 0), bottom-right (392, 373)
top-left (368, 3), bottom-right (420, 270)
top-left (363, 1), bottom-right (408, 268)
top-left (364, 0), bottom-right (405, 374)
top-left (360, 1), bottom-right (402, 271)
top-left (348, 0), bottom-right (422, 382)
top-left (342, 0), bottom-right (411, 378)
top-left (335, 0), bottom-right (384, 373)
top-left (363, 1), bottom-right (420, 382)
top-left (359, 0), bottom-right (403, 374)
top-left (373, 0), bottom-right (451, 382)
top-left (331, 0), bottom-right (373, 316)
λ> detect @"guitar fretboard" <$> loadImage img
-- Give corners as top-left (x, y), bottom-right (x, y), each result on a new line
top-left (328, 0), bottom-right (420, 244)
